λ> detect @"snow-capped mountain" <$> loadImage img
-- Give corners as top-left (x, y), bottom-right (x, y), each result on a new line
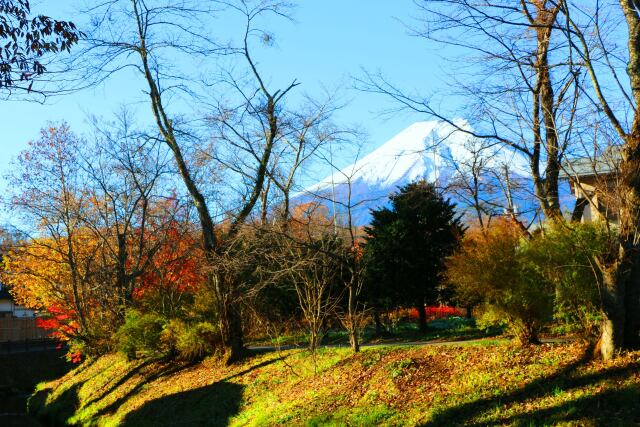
top-left (298, 120), bottom-right (534, 225)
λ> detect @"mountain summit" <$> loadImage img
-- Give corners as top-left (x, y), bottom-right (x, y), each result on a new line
top-left (300, 120), bottom-right (530, 225)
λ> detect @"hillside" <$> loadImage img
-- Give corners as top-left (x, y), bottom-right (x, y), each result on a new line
top-left (29, 342), bottom-right (640, 426)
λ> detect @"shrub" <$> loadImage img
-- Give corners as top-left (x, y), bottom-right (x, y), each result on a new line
top-left (407, 306), bottom-right (465, 321)
top-left (162, 320), bottom-right (219, 361)
top-left (527, 222), bottom-right (611, 340)
top-left (116, 310), bottom-right (168, 360)
top-left (446, 219), bottom-right (554, 345)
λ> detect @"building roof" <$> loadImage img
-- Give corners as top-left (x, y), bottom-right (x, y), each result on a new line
top-left (560, 146), bottom-right (621, 179)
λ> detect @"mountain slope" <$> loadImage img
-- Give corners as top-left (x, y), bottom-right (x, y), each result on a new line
top-left (300, 120), bottom-right (531, 225)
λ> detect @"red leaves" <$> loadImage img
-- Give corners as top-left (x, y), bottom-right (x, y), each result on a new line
top-left (68, 351), bottom-right (82, 364)
top-left (132, 224), bottom-right (205, 302)
top-left (35, 305), bottom-right (80, 343)
top-left (407, 306), bottom-right (464, 321)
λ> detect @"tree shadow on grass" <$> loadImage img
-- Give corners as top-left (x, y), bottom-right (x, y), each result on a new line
top-left (93, 359), bottom-right (198, 419)
top-left (494, 384), bottom-right (640, 427)
top-left (97, 354), bottom-right (283, 424)
top-left (420, 347), bottom-right (640, 426)
top-left (121, 381), bottom-right (244, 427)
top-left (81, 358), bottom-right (155, 408)
top-left (28, 382), bottom-right (82, 426)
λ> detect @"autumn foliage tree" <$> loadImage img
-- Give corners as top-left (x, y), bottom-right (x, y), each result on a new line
top-left (2, 123), bottom-right (198, 359)
top-left (133, 223), bottom-right (206, 318)
top-left (446, 219), bottom-right (553, 345)
top-left (3, 233), bottom-right (113, 356)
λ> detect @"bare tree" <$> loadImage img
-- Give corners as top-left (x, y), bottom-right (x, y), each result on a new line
top-left (358, 0), bottom-right (586, 222)
top-left (301, 141), bottom-right (375, 353)
top-left (77, 0), bottom-right (305, 361)
top-left (268, 97), bottom-right (345, 223)
top-left (437, 134), bottom-right (533, 232)
top-left (552, 0), bottom-right (640, 359)
top-left (79, 113), bottom-right (184, 316)
top-left (267, 205), bottom-right (342, 367)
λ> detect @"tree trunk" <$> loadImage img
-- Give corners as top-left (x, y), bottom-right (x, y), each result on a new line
top-left (529, 2), bottom-right (563, 223)
top-left (613, 0), bottom-right (640, 357)
top-left (132, 2), bottom-right (245, 363)
top-left (517, 321), bottom-right (541, 346)
top-left (598, 128), bottom-right (640, 359)
top-left (465, 305), bottom-right (473, 319)
top-left (348, 325), bottom-right (360, 353)
top-left (308, 319), bottom-right (320, 352)
top-left (624, 258), bottom-right (640, 349)
top-left (374, 309), bottom-right (383, 336)
top-left (347, 286), bottom-right (360, 353)
top-left (570, 197), bottom-right (588, 223)
top-left (416, 303), bottom-right (427, 333)
top-left (224, 303), bottom-right (244, 364)
top-left (218, 294), bottom-right (245, 364)
top-left (600, 262), bottom-right (626, 359)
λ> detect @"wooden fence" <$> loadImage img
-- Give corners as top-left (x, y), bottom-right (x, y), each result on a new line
top-left (0, 317), bottom-right (50, 342)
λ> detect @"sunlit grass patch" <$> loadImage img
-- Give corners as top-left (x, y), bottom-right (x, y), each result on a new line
top-left (28, 341), bottom-right (640, 426)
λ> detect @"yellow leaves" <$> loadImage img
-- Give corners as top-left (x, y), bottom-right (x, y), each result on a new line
top-left (1, 231), bottom-right (101, 311)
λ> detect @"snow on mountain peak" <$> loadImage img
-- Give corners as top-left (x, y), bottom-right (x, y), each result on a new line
top-left (298, 120), bottom-right (530, 225)
top-left (306, 120), bottom-right (479, 193)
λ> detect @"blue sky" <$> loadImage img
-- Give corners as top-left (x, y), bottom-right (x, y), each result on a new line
top-left (0, 1), bottom-right (450, 171)
top-left (0, 0), bottom-right (463, 232)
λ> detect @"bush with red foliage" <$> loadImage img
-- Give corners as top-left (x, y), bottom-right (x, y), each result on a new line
top-left (35, 305), bottom-right (84, 362)
top-left (408, 306), bottom-right (465, 321)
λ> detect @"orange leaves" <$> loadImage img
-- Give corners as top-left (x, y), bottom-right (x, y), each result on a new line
top-left (133, 223), bottom-right (205, 304)
top-left (289, 201), bottom-right (334, 241)
top-left (1, 232), bottom-right (101, 339)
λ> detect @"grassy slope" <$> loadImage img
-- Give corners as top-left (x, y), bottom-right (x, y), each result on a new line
top-left (29, 341), bottom-right (640, 426)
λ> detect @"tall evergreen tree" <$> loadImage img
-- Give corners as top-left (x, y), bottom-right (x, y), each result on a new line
top-left (364, 180), bottom-right (464, 332)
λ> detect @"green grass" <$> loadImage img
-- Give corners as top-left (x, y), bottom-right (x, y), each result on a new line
top-left (27, 341), bottom-right (640, 426)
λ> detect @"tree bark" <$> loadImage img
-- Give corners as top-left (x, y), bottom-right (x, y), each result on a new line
top-left (624, 258), bottom-right (640, 349)
top-left (618, 0), bottom-right (640, 353)
top-left (531, 2), bottom-right (563, 222)
top-left (600, 263), bottom-right (626, 359)
top-left (223, 302), bottom-right (244, 363)
top-left (517, 321), bottom-right (541, 346)
top-left (347, 285), bottom-right (360, 352)
top-left (374, 309), bottom-right (384, 335)
top-left (465, 305), bottom-right (473, 319)
top-left (416, 302), bottom-right (427, 333)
